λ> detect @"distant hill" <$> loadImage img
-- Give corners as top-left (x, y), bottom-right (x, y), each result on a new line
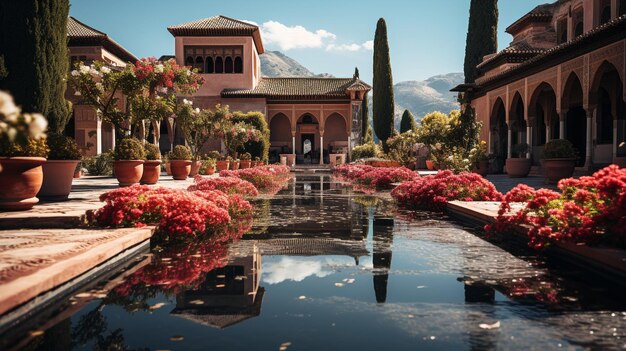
top-left (260, 51), bottom-right (333, 78)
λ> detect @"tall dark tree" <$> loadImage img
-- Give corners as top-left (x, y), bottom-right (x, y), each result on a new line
top-left (0, 0), bottom-right (71, 133)
top-left (354, 67), bottom-right (360, 78)
top-left (463, 0), bottom-right (498, 84)
top-left (372, 18), bottom-right (395, 152)
top-left (399, 109), bottom-right (417, 133)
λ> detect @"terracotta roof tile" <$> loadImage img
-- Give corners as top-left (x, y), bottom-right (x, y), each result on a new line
top-left (67, 17), bottom-right (137, 63)
top-left (221, 77), bottom-right (371, 100)
top-left (506, 3), bottom-right (556, 34)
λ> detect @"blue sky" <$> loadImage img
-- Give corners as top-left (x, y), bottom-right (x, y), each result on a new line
top-left (69, 0), bottom-right (546, 83)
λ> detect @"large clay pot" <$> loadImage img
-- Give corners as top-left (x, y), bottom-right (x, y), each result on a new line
top-left (205, 166), bottom-right (215, 175)
top-left (114, 160), bottom-right (144, 187)
top-left (165, 162), bottom-right (172, 175)
top-left (0, 157), bottom-right (46, 211)
top-left (239, 160), bottom-right (251, 169)
top-left (170, 160), bottom-right (192, 180)
top-left (216, 160), bottom-right (230, 171)
top-left (544, 158), bottom-right (576, 184)
top-left (189, 160), bottom-right (202, 177)
top-left (472, 160), bottom-right (489, 177)
top-left (425, 160), bottom-right (435, 171)
top-left (232, 160), bottom-right (240, 170)
top-left (505, 158), bottom-right (531, 178)
top-left (38, 160), bottom-right (80, 201)
top-left (141, 160), bottom-right (161, 185)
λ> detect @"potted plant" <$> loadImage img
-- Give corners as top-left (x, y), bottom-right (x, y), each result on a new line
top-left (232, 157), bottom-right (240, 170)
top-left (38, 133), bottom-right (82, 201)
top-left (239, 152), bottom-right (252, 169)
top-left (470, 140), bottom-right (489, 176)
top-left (74, 161), bottom-right (83, 178)
top-left (505, 143), bottom-right (532, 178)
top-left (190, 157), bottom-right (203, 177)
top-left (169, 145), bottom-right (192, 180)
top-left (141, 143), bottom-right (161, 185)
top-left (163, 152), bottom-right (172, 175)
top-left (542, 139), bottom-right (578, 183)
top-left (201, 157), bottom-right (217, 175)
top-left (114, 138), bottom-right (146, 187)
top-left (252, 156), bottom-right (262, 167)
top-left (216, 155), bottom-right (230, 171)
top-left (0, 91), bottom-right (49, 210)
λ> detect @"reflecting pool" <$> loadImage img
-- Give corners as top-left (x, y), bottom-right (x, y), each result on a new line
top-left (3, 174), bottom-right (626, 350)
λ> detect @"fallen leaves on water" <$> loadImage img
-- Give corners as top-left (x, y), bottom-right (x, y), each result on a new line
top-left (334, 283), bottom-right (344, 287)
top-left (170, 336), bottom-right (184, 341)
top-left (479, 321), bottom-right (501, 330)
top-left (279, 341), bottom-right (292, 350)
top-left (149, 302), bottom-right (166, 310)
top-left (298, 296), bottom-right (306, 300)
top-left (29, 330), bottom-right (44, 337)
top-left (190, 300), bottom-right (205, 305)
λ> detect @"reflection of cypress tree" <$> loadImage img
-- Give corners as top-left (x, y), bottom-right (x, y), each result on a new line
top-left (372, 217), bottom-right (394, 303)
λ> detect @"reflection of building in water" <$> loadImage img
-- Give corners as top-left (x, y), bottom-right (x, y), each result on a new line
top-left (372, 217), bottom-right (394, 303)
top-left (171, 244), bottom-right (264, 329)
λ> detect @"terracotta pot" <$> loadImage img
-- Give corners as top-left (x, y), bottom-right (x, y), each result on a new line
top-left (189, 160), bottom-right (202, 177)
top-left (38, 160), bottom-right (80, 201)
top-left (232, 160), bottom-right (240, 170)
top-left (205, 166), bottom-right (215, 175)
top-left (505, 158), bottom-right (532, 178)
top-left (74, 169), bottom-right (82, 179)
top-left (170, 160), bottom-right (192, 180)
top-left (239, 160), bottom-right (251, 169)
top-left (544, 158), bottom-right (576, 184)
top-left (0, 157), bottom-right (46, 211)
top-left (114, 160), bottom-right (144, 186)
top-left (141, 160), bottom-right (161, 185)
top-left (216, 160), bottom-right (230, 171)
top-left (472, 160), bottom-right (489, 177)
top-left (165, 162), bottom-right (172, 175)
top-left (425, 160), bottom-right (435, 170)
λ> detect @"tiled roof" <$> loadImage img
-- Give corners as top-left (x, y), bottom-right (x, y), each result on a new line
top-left (476, 42), bottom-right (546, 71)
top-left (221, 77), bottom-right (371, 100)
top-left (67, 17), bottom-right (137, 63)
top-left (168, 15), bottom-right (264, 54)
top-left (475, 14), bottom-right (626, 91)
top-left (506, 3), bottom-right (556, 34)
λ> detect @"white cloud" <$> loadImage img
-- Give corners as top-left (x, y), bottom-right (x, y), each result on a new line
top-left (326, 40), bottom-right (373, 52)
top-left (262, 257), bottom-right (331, 284)
top-left (362, 40), bottom-right (374, 51)
top-left (260, 21), bottom-right (336, 50)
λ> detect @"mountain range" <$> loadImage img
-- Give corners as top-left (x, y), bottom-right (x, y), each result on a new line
top-left (259, 51), bottom-right (463, 123)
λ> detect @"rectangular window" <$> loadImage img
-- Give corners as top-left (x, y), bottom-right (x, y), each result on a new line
top-left (572, 8), bottom-right (584, 37)
top-left (183, 45), bottom-right (244, 74)
top-left (557, 17), bottom-right (568, 44)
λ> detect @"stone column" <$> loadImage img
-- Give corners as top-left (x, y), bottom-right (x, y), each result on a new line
top-left (292, 133), bottom-right (296, 167)
top-left (320, 135), bottom-right (324, 165)
top-left (546, 124), bottom-right (551, 143)
top-left (559, 111), bottom-right (566, 139)
top-left (585, 106), bottom-right (594, 169)
top-left (347, 135), bottom-right (352, 162)
top-left (487, 129), bottom-right (492, 154)
top-left (507, 127), bottom-right (513, 159)
top-left (526, 125), bottom-right (532, 159)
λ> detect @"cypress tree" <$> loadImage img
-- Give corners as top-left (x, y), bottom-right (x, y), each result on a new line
top-left (399, 109), bottom-right (417, 133)
top-left (354, 67), bottom-right (360, 78)
top-left (463, 0), bottom-right (498, 84)
top-left (0, 0), bottom-right (71, 133)
top-left (372, 18), bottom-right (395, 152)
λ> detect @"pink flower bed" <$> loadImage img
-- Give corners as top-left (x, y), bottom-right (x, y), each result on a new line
top-left (391, 170), bottom-right (502, 212)
top-left (333, 164), bottom-right (417, 191)
top-left (219, 164), bottom-right (292, 194)
top-left (90, 184), bottom-right (253, 238)
top-left (189, 176), bottom-right (259, 197)
top-left (486, 165), bottom-right (626, 250)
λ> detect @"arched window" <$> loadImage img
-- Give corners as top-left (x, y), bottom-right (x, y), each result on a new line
top-left (600, 5), bottom-right (611, 24)
top-left (225, 57), bottom-right (234, 74)
top-left (194, 56), bottom-right (204, 73)
top-left (186, 56), bottom-right (194, 66)
top-left (215, 57), bottom-right (224, 74)
top-left (234, 56), bottom-right (243, 73)
top-left (206, 57), bottom-right (214, 73)
top-left (575, 22), bottom-right (584, 37)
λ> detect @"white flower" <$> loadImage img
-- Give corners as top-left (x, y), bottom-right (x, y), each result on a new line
top-left (158, 86), bottom-right (168, 94)
top-left (194, 108), bottom-right (200, 113)
top-left (74, 90), bottom-right (82, 96)
top-left (71, 70), bottom-right (80, 77)
top-left (27, 113), bottom-right (48, 139)
top-left (435, 143), bottom-right (442, 150)
top-left (447, 155), bottom-right (453, 161)
top-left (187, 70), bottom-right (191, 76)
top-left (100, 66), bottom-right (111, 74)
top-left (79, 65), bottom-right (90, 74)
top-left (462, 159), bottom-right (469, 163)
top-left (0, 91), bottom-right (19, 117)
top-left (183, 99), bottom-right (193, 106)
top-left (154, 64), bottom-right (164, 73)
top-left (240, 128), bottom-right (246, 133)
top-left (95, 82), bottom-right (104, 91)
top-left (89, 68), bottom-right (100, 76)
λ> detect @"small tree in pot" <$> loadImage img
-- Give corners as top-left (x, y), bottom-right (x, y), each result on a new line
top-left (38, 133), bottom-right (82, 200)
top-left (141, 143), bottom-right (161, 185)
top-left (114, 138), bottom-right (145, 187)
top-left (169, 145), bottom-right (192, 180)
top-left (506, 143), bottom-right (532, 178)
top-left (239, 152), bottom-right (252, 169)
top-left (542, 139), bottom-right (578, 183)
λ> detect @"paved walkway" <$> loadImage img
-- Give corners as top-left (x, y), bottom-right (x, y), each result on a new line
top-left (485, 174), bottom-right (558, 194)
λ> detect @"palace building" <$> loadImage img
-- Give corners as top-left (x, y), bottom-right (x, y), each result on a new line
top-left (455, 0), bottom-right (626, 171)
top-left (66, 15), bottom-right (371, 164)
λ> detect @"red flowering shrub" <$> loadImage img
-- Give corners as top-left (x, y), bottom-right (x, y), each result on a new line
top-left (189, 175), bottom-right (259, 197)
top-left (219, 164), bottom-right (292, 194)
top-left (391, 170), bottom-right (502, 212)
top-left (333, 164), bottom-right (417, 191)
top-left (487, 165), bottom-right (626, 250)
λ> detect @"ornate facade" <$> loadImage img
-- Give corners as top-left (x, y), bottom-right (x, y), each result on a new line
top-left (456, 0), bottom-right (626, 171)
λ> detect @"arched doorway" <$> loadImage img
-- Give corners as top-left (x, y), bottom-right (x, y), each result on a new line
top-left (269, 113), bottom-right (292, 163)
top-left (324, 113), bottom-right (349, 164)
top-left (490, 98), bottom-right (507, 173)
top-left (590, 61), bottom-right (624, 163)
top-left (159, 119), bottom-right (171, 154)
top-left (509, 93), bottom-right (526, 157)
top-left (562, 73), bottom-right (586, 166)
top-left (296, 113), bottom-right (319, 164)
top-left (529, 83), bottom-right (557, 164)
